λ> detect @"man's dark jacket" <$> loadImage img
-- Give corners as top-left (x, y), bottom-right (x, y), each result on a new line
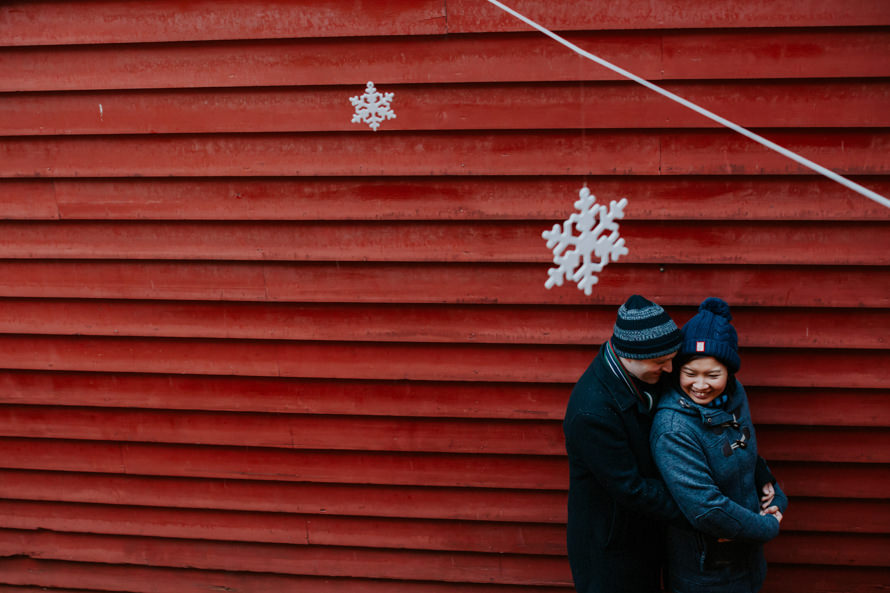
top-left (563, 344), bottom-right (680, 593)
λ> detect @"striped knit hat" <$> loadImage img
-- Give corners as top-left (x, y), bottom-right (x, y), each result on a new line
top-left (611, 295), bottom-right (682, 360)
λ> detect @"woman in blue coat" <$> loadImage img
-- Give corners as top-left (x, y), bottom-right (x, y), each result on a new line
top-left (650, 298), bottom-right (788, 593)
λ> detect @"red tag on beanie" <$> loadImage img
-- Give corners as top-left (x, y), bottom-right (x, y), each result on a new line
top-left (696, 341), bottom-right (706, 352)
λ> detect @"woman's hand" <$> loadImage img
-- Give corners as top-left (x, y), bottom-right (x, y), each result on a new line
top-left (761, 505), bottom-right (783, 524)
top-left (760, 482), bottom-right (775, 510)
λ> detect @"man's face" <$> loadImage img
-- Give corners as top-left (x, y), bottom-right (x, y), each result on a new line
top-left (621, 352), bottom-right (677, 385)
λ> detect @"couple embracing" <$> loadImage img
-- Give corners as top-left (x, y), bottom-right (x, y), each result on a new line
top-left (564, 295), bottom-right (788, 593)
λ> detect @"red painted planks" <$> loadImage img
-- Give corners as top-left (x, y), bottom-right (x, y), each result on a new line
top-left (0, 372), bottom-right (887, 426)
top-left (0, 557), bottom-right (574, 593)
top-left (1, 261), bottom-right (887, 307)
top-left (1, 498), bottom-right (884, 570)
top-left (757, 427), bottom-right (890, 464)
top-left (0, 220), bottom-right (886, 265)
top-left (0, 405), bottom-right (884, 462)
top-left (0, 500), bottom-right (566, 555)
top-left (2, 300), bottom-right (887, 349)
top-left (767, 532), bottom-right (890, 567)
top-left (258, 263), bottom-right (890, 308)
top-left (3, 470), bottom-right (887, 534)
top-left (0, 585), bottom-right (103, 593)
top-left (662, 28), bottom-right (890, 80)
top-left (5, 558), bottom-right (885, 593)
top-left (772, 462), bottom-right (890, 499)
top-left (3, 30), bottom-right (888, 92)
top-left (0, 528), bottom-right (573, 585)
top-left (0, 528), bottom-right (885, 584)
top-left (6, 177), bottom-right (889, 221)
top-left (739, 350), bottom-right (890, 389)
top-left (1, 498), bottom-right (886, 559)
top-left (0, 406), bottom-right (565, 455)
top-left (0, 335), bottom-right (590, 383)
top-left (660, 130), bottom-right (890, 176)
top-left (0, 438), bottom-right (885, 497)
top-left (782, 499), bottom-right (890, 534)
top-left (0, 181), bottom-right (59, 218)
top-left (0, 437), bottom-right (568, 489)
top-left (4, 81), bottom-right (889, 135)
top-left (0, 33), bottom-right (662, 92)
top-left (0, 371), bottom-right (567, 419)
top-left (0, 132), bottom-right (658, 177)
top-left (3, 131), bottom-right (889, 177)
top-left (447, 0), bottom-right (890, 32)
top-left (748, 389), bottom-right (890, 427)
top-left (6, 0), bottom-right (889, 46)
top-left (0, 4), bottom-right (886, 591)
top-left (0, 260), bottom-right (271, 302)
top-left (0, 335), bottom-right (887, 387)
top-left (0, 1), bottom-right (447, 46)
top-left (0, 469), bottom-right (567, 523)
top-left (764, 565), bottom-right (890, 593)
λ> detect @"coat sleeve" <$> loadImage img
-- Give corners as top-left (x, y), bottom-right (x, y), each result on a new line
top-left (754, 455), bottom-right (775, 489)
top-left (566, 409), bottom-right (680, 521)
top-left (651, 428), bottom-right (781, 543)
top-left (755, 455), bottom-right (789, 513)
top-left (772, 480), bottom-right (789, 514)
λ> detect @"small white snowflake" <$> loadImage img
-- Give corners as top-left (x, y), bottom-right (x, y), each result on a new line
top-left (542, 187), bottom-right (629, 295)
top-left (350, 81), bottom-right (396, 131)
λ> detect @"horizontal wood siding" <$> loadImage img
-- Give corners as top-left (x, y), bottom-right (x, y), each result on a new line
top-left (0, 1), bottom-right (888, 592)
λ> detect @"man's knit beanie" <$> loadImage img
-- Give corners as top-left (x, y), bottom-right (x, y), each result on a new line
top-left (610, 294), bottom-right (682, 360)
top-left (679, 297), bottom-right (741, 374)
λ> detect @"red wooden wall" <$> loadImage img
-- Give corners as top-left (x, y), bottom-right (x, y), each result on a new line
top-left (1, 1), bottom-right (889, 591)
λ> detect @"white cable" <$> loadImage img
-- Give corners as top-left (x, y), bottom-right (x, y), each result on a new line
top-left (485, 0), bottom-right (890, 209)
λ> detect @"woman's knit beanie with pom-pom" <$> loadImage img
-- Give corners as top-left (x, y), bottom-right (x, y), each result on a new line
top-left (679, 297), bottom-right (740, 374)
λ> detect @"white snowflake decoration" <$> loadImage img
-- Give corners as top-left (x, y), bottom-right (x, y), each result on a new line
top-left (542, 187), bottom-right (629, 295)
top-left (350, 81), bottom-right (396, 131)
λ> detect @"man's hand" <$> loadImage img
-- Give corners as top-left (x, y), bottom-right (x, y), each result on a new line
top-left (760, 482), bottom-right (775, 510)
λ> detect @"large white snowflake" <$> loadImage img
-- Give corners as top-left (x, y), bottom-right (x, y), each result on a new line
top-left (350, 81), bottom-right (396, 131)
top-left (542, 187), bottom-right (629, 295)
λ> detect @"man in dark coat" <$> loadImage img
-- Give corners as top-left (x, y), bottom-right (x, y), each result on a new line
top-left (564, 295), bottom-right (683, 592)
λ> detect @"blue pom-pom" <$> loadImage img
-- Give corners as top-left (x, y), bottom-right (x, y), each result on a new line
top-left (700, 297), bottom-right (732, 321)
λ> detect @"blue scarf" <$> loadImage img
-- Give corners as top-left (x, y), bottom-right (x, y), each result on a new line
top-left (705, 393), bottom-right (729, 408)
top-left (603, 340), bottom-right (655, 412)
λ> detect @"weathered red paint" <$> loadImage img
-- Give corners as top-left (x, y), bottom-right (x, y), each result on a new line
top-left (5, 0), bottom-right (890, 47)
top-left (2, 30), bottom-right (888, 92)
top-left (1, 300), bottom-right (886, 348)
top-left (5, 177), bottom-right (890, 221)
top-left (0, 499), bottom-right (568, 555)
top-left (0, 557), bottom-right (573, 593)
top-left (0, 261), bottom-right (886, 307)
top-left (3, 81), bottom-right (889, 135)
top-left (0, 468), bottom-right (568, 522)
top-left (0, 437), bottom-right (568, 489)
top-left (447, 0), bottom-right (890, 32)
top-left (0, 1), bottom-right (887, 591)
top-left (0, 406), bottom-right (566, 455)
top-left (0, 0), bottom-right (448, 46)
top-left (0, 335), bottom-right (885, 388)
top-left (0, 529), bottom-right (573, 584)
top-left (0, 220), bottom-right (886, 265)
top-left (3, 131), bottom-right (888, 177)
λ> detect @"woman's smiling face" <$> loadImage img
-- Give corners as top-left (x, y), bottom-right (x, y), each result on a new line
top-left (678, 356), bottom-right (728, 405)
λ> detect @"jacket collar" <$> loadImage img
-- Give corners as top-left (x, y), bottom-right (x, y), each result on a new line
top-left (685, 400), bottom-right (738, 428)
top-left (594, 343), bottom-right (656, 413)
top-left (659, 379), bottom-right (745, 427)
